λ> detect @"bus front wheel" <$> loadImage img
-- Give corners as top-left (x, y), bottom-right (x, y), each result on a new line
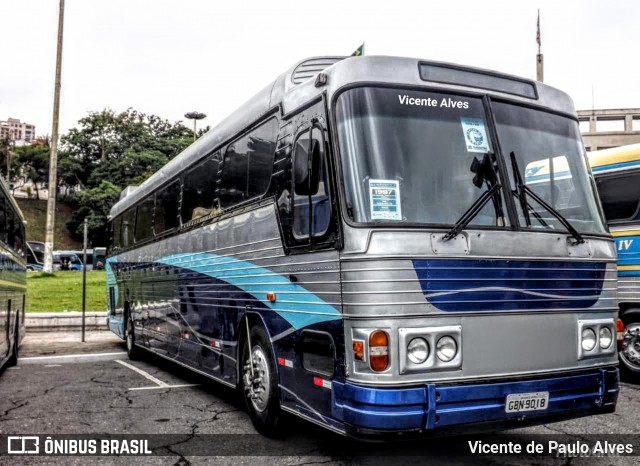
top-left (241, 324), bottom-right (283, 437)
top-left (619, 309), bottom-right (640, 383)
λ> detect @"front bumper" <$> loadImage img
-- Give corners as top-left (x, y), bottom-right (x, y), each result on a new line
top-left (332, 367), bottom-right (618, 434)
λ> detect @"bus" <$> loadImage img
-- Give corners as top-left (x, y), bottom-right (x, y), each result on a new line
top-left (106, 56), bottom-right (619, 438)
top-left (589, 144), bottom-right (640, 382)
top-left (0, 180), bottom-right (26, 372)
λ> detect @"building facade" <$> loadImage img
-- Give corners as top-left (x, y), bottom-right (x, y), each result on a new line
top-left (0, 118), bottom-right (36, 146)
top-left (578, 108), bottom-right (640, 151)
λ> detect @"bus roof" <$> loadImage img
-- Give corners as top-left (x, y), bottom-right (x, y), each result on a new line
top-left (110, 55), bottom-right (578, 219)
top-left (588, 143), bottom-right (640, 175)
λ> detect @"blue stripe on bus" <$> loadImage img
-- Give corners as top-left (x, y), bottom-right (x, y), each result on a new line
top-left (156, 253), bottom-right (341, 330)
top-left (592, 160), bottom-right (640, 173)
top-left (412, 259), bottom-right (606, 312)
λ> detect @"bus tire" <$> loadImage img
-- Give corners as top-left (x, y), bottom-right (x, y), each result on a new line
top-left (619, 309), bottom-right (640, 383)
top-left (125, 313), bottom-right (142, 361)
top-left (241, 324), bottom-right (283, 437)
top-left (6, 324), bottom-right (18, 367)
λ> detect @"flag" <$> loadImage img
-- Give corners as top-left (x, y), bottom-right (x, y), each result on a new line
top-left (351, 43), bottom-right (364, 57)
top-left (536, 10), bottom-right (541, 49)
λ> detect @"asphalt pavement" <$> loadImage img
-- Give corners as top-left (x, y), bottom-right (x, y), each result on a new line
top-left (1, 332), bottom-right (639, 465)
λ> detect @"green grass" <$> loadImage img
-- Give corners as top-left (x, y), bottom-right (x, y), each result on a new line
top-left (27, 271), bottom-right (107, 313)
top-left (16, 198), bottom-right (83, 250)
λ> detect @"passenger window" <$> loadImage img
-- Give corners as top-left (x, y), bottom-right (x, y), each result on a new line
top-left (220, 119), bottom-right (277, 208)
top-left (0, 195), bottom-right (6, 245)
top-left (154, 181), bottom-right (180, 234)
top-left (135, 196), bottom-right (154, 243)
top-left (596, 171), bottom-right (640, 223)
top-left (112, 217), bottom-right (122, 250)
top-left (181, 155), bottom-right (220, 223)
top-left (292, 126), bottom-right (331, 239)
top-left (121, 208), bottom-right (135, 248)
top-left (6, 208), bottom-right (15, 249)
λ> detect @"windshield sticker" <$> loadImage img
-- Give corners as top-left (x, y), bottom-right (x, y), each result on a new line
top-left (369, 179), bottom-right (402, 220)
top-left (460, 118), bottom-right (490, 153)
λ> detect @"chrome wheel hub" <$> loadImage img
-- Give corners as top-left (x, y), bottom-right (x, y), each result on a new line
top-left (243, 346), bottom-right (270, 412)
top-left (621, 324), bottom-right (640, 370)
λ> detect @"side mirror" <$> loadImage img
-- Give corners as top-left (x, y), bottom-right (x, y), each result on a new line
top-left (294, 138), bottom-right (321, 196)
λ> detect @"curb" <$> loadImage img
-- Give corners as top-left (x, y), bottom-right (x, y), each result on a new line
top-left (26, 312), bottom-right (109, 332)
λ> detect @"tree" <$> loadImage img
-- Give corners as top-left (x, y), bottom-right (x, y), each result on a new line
top-left (60, 108), bottom-right (196, 243)
top-left (66, 180), bottom-right (121, 245)
top-left (61, 108), bottom-right (193, 189)
top-left (14, 143), bottom-right (50, 199)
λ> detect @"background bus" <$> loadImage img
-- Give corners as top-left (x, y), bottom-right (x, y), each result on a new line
top-left (589, 143), bottom-right (640, 381)
top-left (106, 56), bottom-right (618, 438)
top-left (0, 180), bottom-right (27, 372)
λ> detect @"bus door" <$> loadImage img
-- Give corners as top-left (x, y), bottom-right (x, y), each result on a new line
top-left (278, 116), bottom-right (341, 420)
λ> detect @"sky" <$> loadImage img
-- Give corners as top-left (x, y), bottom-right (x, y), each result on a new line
top-left (1, 0), bottom-right (639, 137)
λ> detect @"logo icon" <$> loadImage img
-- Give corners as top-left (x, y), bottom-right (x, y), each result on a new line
top-left (466, 128), bottom-right (484, 146)
top-left (8, 436), bottom-right (39, 454)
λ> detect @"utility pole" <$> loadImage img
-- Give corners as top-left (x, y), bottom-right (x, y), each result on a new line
top-left (536, 9), bottom-right (544, 82)
top-left (184, 111), bottom-right (206, 142)
top-left (44, 0), bottom-right (65, 274)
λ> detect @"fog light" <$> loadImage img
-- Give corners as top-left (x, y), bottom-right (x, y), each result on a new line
top-left (407, 338), bottom-right (429, 364)
top-left (581, 328), bottom-right (596, 351)
top-left (599, 327), bottom-right (612, 349)
top-left (436, 336), bottom-right (457, 362)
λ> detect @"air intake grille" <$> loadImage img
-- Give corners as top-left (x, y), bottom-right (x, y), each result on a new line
top-left (291, 57), bottom-right (346, 85)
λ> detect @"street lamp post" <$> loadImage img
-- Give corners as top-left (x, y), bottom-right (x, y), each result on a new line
top-left (184, 111), bottom-right (206, 142)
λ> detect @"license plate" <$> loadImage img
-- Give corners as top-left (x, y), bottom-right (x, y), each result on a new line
top-left (505, 392), bottom-right (549, 413)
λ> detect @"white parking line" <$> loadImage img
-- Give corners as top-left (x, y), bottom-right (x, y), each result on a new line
top-left (116, 360), bottom-right (169, 387)
top-left (129, 384), bottom-right (198, 391)
top-left (19, 352), bottom-right (127, 365)
top-left (44, 364), bottom-right (62, 367)
top-left (115, 359), bottom-right (198, 391)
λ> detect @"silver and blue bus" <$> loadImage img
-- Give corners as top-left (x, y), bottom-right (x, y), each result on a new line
top-left (0, 180), bottom-right (26, 372)
top-left (106, 56), bottom-right (619, 438)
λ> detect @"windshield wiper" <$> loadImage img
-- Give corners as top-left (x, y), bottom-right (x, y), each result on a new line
top-left (509, 151), bottom-right (585, 245)
top-left (443, 153), bottom-right (505, 241)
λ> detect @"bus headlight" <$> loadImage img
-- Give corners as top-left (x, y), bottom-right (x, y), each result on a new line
top-left (436, 336), bottom-right (458, 362)
top-left (407, 338), bottom-right (429, 364)
top-left (581, 328), bottom-right (597, 352)
top-left (578, 319), bottom-right (616, 359)
top-left (599, 327), bottom-right (613, 349)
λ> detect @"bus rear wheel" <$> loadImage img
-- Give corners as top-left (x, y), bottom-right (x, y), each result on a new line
top-left (125, 314), bottom-right (142, 360)
top-left (7, 324), bottom-right (18, 367)
top-left (241, 324), bottom-right (283, 437)
top-left (619, 309), bottom-right (640, 383)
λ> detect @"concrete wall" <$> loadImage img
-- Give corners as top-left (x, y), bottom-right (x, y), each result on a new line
top-left (578, 108), bottom-right (640, 151)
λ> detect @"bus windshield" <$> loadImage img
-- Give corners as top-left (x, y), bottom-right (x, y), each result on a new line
top-left (336, 86), bottom-right (606, 234)
top-left (335, 87), bottom-right (508, 227)
top-left (493, 101), bottom-right (606, 234)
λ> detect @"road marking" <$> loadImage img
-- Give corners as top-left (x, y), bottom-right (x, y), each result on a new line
top-left (116, 360), bottom-right (169, 387)
top-left (44, 364), bottom-right (62, 367)
top-left (19, 352), bottom-right (127, 365)
top-left (129, 384), bottom-right (198, 391)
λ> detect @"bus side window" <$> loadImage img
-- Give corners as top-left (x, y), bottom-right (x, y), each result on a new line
top-left (154, 180), bottom-right (181, 234)
top-left (219, 118), bottom-right (277, 209)
top-left (181, 155), bottom-right (220, 222)
top-left (112, 217), bottom-right (122, 251)
top-left (0, 194), bottom-right (5, 244)
top-left (122, 208), bottom-right (135, 248)
top-left (6, 207), bottom-right (15, 249)
top-left (135, 195), bottom-right (154, 243)
top-left (292, 126), bottom-right (330, 239)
